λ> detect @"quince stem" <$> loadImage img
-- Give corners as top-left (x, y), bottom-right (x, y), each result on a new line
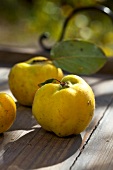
top-left (38, 78), bottom-right (69, 88)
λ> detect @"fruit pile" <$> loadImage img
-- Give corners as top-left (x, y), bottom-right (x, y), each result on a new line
top-left (0, 56), bottom-right (95, 137)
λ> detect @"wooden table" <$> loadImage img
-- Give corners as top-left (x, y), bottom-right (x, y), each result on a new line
top-left (1, 65), bottom-right (113, 170)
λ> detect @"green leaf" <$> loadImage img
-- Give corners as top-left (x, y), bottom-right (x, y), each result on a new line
top-left (38, 78), bottom-right (56, 87)
top-left (50, 40), bottom-right (107, 75)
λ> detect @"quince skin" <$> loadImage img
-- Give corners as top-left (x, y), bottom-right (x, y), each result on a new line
top-left (8, 56), bottom-right (63, 106)
top-left (32, 75), bottom-right (95, 137)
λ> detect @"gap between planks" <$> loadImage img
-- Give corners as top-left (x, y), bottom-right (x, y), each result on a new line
top-left (70, 93), bottom-right (113, 170)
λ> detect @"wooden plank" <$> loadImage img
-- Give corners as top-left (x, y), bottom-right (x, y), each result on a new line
top-left (0, 104), bottom-right (82, 170)
top-left (71, 94), bottom-right (113, 170)
top-left (0, 45), bottom-right (49, 66)
top-left (80, 74), bottom-right (113, 145)
top-left (0, 67), bottom-right (113, 169)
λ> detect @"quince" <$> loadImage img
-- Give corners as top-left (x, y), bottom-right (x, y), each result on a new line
top-left (32, 75), bottom-right (95, 137)
top-left (8, 56), bottom-right (63, 106)
top-left (0, 92), bottom-right (16, 134)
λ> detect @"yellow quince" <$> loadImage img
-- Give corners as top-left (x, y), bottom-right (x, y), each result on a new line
top-left (32, 74), bottom-right (95, 137)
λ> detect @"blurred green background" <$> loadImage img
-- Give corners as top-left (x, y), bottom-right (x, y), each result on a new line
top-left (0, 0), bottom-right (113, 56)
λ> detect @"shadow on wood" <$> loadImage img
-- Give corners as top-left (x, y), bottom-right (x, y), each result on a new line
top-left (0, 103), bottom-right (82, 169)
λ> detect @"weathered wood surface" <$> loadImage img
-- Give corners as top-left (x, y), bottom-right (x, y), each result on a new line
top-left (0, 45), bottom-right (49, 66)
top-left (0, 66), bottom-right (113, 170)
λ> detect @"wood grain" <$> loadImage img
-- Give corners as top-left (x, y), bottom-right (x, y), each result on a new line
top-left (71, 94), bottom-right (113, 170)
top-left (0, 104), bottom-right (82, 170)
top-left (0, 67), bottom-right (113, 169)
